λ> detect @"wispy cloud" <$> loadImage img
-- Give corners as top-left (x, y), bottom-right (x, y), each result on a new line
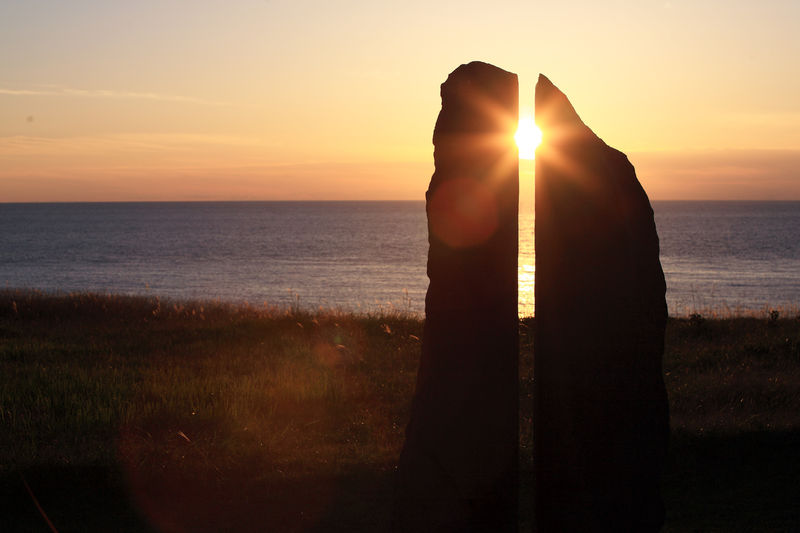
top-left (0, 133), bottom-right (275, 158)
top-left (723, 111), bottom-right (800, 128)
top-left (0, 88), bottom-right (51, 96)
top-left (630, 148), bottom-right (800, 200)
top-left (0, 85), bottom-right (228, 106)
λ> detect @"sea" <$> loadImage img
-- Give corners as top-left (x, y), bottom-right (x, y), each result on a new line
top-left (1, 201), bottom-right (799, 317)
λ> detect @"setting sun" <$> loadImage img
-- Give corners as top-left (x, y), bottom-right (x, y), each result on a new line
top-left (515, 116), bottom-right (543, 159)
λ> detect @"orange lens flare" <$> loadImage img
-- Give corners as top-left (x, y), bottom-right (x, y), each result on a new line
top-left (429, 178), bottom-right (499, 248)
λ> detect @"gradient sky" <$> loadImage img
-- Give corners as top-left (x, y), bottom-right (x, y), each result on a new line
top-left (1, 0), bottom-right (798, 202)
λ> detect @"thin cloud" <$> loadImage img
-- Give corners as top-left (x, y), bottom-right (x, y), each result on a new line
top-left (0, 88), bottom-right (52, 96)
top-left (0, 85), bottom-right (228, 106)
top-left (0, 133), bottom-right (277, 157)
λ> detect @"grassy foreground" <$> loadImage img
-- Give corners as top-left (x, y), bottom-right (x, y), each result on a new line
top-left (1, 291), bottom-right (799, 532)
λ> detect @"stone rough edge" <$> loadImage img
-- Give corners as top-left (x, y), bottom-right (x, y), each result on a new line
top-left (534, 74), bottom-right (669, 532)
top-left (394, 61), bottom-right (519, 533)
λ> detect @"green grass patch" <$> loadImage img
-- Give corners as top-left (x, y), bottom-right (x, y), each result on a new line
top-left (1, 291), bottom-right (798, 531)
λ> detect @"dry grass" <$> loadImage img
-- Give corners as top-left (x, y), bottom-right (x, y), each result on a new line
top-left (1, 291), bottom-right (799, 531)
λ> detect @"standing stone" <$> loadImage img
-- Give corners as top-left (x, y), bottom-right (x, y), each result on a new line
top-left (533, 74), bottom-right (669, 532)
top-left (395, 61), bottom-right (519, 532)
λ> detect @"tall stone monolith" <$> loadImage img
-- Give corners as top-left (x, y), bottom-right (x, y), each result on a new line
top-left (394, 61), bottom-right (519, 533)
top-left (533, 74), bottom-right (669, 532)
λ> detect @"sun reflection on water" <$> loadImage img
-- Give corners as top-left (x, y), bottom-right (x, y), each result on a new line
top-left (518, 211), bottom-right (535, 317)
top-left (518, 160), bottom-right (535, 317)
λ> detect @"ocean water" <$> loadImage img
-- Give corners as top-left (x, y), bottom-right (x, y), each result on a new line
top-left (654, 201), bottom-right (800, 314)
top-left (1, 201), bottom-right (798, 316)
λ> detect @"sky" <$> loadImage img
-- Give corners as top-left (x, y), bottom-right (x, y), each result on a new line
top-left (1, 0), bottom-right (798, 202)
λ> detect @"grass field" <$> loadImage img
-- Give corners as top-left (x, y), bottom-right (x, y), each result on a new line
top-left (1, 290), bottom-right (799, 532)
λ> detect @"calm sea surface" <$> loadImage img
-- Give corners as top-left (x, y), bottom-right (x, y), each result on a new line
top-left (1, 201), bottom-right (798, 316)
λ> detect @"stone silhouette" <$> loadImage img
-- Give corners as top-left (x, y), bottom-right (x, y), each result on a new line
top-left (394, 61), bottom-right (519, 532)
top-left (533, 74), bottom-right (669, 532)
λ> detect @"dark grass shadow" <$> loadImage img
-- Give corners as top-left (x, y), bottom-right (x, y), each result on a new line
top-left (4, 430), bottom-right (797, 532)
top-left (1, 466), bottom-right (156, 533)
top-left (2, 465), bottom-right (398, 533)
top-left (663, 429), bottom-right (800, 532)
top-left (310, 466), bottom-right (535, 532)
top-left (305, 467), bottom-right (395, 532)
top-left (2, 465), bottom-right (524, 532)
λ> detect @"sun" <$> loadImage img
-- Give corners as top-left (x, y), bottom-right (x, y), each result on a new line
top-left (515, 115), bottom-right (542, 160)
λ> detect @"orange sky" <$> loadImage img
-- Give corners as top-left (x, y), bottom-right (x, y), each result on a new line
top-left (1, 1), bottom-right (798, 202)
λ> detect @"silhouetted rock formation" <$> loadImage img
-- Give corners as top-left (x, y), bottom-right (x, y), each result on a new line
top-left (533, 74), bottom-right (669, 532)
top-left (395, 61), bottom-right (519, 533)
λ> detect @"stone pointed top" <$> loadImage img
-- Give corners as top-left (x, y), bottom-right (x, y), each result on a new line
top-left (535, 73), bottom-right (593, 144)
top-left (534, 72), bottom-right (668, 532)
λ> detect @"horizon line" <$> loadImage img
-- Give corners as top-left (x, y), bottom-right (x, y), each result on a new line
top-left (4, 198), bottom-right (800, 205)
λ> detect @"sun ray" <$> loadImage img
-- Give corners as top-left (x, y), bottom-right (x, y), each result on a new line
top-left (515, 116), bottom-right (542, 160)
